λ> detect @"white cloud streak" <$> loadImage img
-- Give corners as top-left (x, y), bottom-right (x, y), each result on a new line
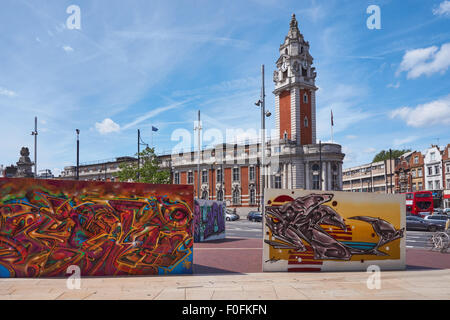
top-left (433, 1), bottom-right (450, 17)
top-left (397, 43), bottom-right (450, 79)
top-left (390, 95), bottom-right (450, 127)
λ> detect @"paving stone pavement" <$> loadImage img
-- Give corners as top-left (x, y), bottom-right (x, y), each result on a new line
top-left (0, 269), bottom-right (449, 300)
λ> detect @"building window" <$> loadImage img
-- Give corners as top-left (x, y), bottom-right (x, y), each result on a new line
top-left (430, 152), bottom-right (435, 161)
top-left (274, 176), bottom-right (282, 189)
top-left (312, 163), bottom-right (320, 190)
top-left (414, 156), bottom-right (419, 164)
top-left (447, 179), bottom-right (450, 189)
top-left (233, 167), bottom-right (240, 182)
top-left (304, 116), bottom-right (308, 128)
top-left (249, 166), bottom-right (255, 181)
top-left (202, 190), bottom-right (208, 200)
top-left (217, 189), bottom-right (223, 202)
top-left (418, 182), bottom-right (422, 190)
top-left (249, 188), bottom-right (256, 205)
top-left (303, 93), bottom-right (308, 103)
top-left (434, 165), bottom-right (440, 175)
top-left (428, 181), bottom-right (433, 190)
top-left (411, 170), bottom-right (416, 178)
top-left (216, 168), bottom-right (223, 183)
top-left (332, 173), bottom-right (338, 190)
top-left (428, 166), bottom-right (433, 175)
top-left (202, 170), bottom-right (208, 183)
top-left (188, 171), bottom-right (193, 184)
top-left (283, 131), bottom-right (288, 140)
top-left (418, 168), bottom-right (423, 177)
top-left (232, 188), bottom-right (240, 205)
top-left (174, 172), bottom-right (180, 184)
top-left (435, 181), bottom-right (440, 190)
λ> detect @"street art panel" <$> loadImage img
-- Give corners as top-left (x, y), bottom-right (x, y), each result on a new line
top-left (0, 178), bottom-right (194, 277)
top-left (193, 199), bottom-right (226, 242)
top-left (263, 189), bottom-right (406, 272)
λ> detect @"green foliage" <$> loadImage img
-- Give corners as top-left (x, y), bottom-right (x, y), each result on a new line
top-left (372, 149), bottom-right (411, 162)
top-left (115, 147), bottom-right (171, 184)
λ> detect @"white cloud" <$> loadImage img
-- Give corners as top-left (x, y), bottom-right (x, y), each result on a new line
top-left (397, 43), bottom-right (450, 79)
top-left (0, 87), bottom-right (17, 97)
top-left (433, 1), bottom-right (450, 17)
top-left (95, 118), bottom-right (121, 134)
top-left (393, 136), bottom-right (418, 147)
top-left (121, 100), bottom-right (189, 131)
top-left (390, 95), bottom-right (450, 127)
top-left (387, 82), bottom-right (400, 89)
top-left (62, 45), bottom-right (74, 52)
top-left (346, 135), bottom-right (357, 139)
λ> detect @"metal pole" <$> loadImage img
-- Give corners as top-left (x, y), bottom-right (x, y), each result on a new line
top-left (76, 129), bottom-right (80, 180)
top-left (137, 129), bottom-right (140, 182)
top-left (319, 140), bottom-right (322, 190)
top-left (261, 65), bottom-right (266, 217)
top-left (34, 117), bottom-right (37, 177)
top-left (197, 110), bottom-right (201, 199)
top-left (389, 148), bottom-right (393, 193)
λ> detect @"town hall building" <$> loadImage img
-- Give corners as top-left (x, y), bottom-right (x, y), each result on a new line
top-left (60, 14), bottom-right (345, 210)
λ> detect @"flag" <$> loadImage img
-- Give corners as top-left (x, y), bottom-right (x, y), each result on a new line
top-left (151, 126), bottom-right (158, 132)
top-left (331, 109), bottom-right (334, 126)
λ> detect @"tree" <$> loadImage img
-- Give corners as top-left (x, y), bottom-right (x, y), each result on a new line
top-left (115, 147), bottom-right (171, 184)
top-left (372, 149), bottom-right (411, 162)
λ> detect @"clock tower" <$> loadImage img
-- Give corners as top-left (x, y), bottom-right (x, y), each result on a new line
top-left (274, 14), bottom-right (317, 146)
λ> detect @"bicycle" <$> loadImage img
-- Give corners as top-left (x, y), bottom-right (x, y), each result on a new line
top-left (430, 230), bottom-right (450, 253)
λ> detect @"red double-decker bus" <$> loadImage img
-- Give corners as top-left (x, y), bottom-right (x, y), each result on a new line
top-left (404, 191), bottom-right (434, 217)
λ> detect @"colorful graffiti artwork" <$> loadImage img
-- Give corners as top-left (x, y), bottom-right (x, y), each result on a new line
top-left (0, 178), bottom-right (194, 277)
top-left (193, 199), bottom-right (226, 242)
top-left (263, 189), bottom-right (406, 272)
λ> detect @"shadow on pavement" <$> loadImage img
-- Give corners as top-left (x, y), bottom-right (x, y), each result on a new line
top-left (193, 264), bottom-right (245, 275)
top-left (406, 265), bottom-right (443, 271)
top-left (195, 238), bottom-right (249, 244)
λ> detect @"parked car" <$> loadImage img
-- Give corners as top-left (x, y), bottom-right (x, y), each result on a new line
top-left (247, 211), bottom-right (262, 222)
top-left (225, 211), bottom-right (239, 221)
top-left (406, 216), bottom-right (442, 232)
top-left (424, 215), bottom-right (450, 229)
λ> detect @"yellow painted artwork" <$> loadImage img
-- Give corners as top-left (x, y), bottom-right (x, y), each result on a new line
top-left (263, 189), bottom-right (406, 272)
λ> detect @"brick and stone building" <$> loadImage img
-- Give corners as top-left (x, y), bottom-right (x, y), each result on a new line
top-left (442, 144), bottom-right (450, 209)
top-left (342, 160), bottom-right (396, 193)
top-left (58, 14), bottom-right (345, 211)
top-left (394, 151), bottom-right (425, 193)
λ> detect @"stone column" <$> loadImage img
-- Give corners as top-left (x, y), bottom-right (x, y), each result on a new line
top-left (305, 161), bottom-right (310, 190)
top-left (327, 162), bottom-right (332, 191)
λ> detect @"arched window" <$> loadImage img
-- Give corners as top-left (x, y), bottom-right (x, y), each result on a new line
top-left (217, 189), bottom-right (223, 202)
top-left (232, 188), bottom-right (240, 205)
top-left (304, 116), bottom-right (308, 128)
top-left (249, 188), bottom-right (256, 205)
top-left (312, 164), bottom-right (320, 190)
top-left (202, 190), bottom-right (208, 200)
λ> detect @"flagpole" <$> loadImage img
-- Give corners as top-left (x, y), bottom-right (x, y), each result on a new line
top-left (331, 108), bottom-right (334, 143)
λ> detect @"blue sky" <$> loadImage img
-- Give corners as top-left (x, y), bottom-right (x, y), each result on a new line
top-left (0, 0), bottom-right (449, 175)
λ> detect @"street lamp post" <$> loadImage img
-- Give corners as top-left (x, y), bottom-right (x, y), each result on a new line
top-left (76, 129), bottom-right (80, 180)
top-left (31, 117), bottom-right (38, 178)
top-left (255, 65), bottom-right (271, 216)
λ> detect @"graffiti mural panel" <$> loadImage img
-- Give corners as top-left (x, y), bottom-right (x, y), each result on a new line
top-left (0, 178), bottom-right (194, 277)
top-left (193, 199), bottom-right (226, 242)
top-left (263, 189), bottom-right (406, 272)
